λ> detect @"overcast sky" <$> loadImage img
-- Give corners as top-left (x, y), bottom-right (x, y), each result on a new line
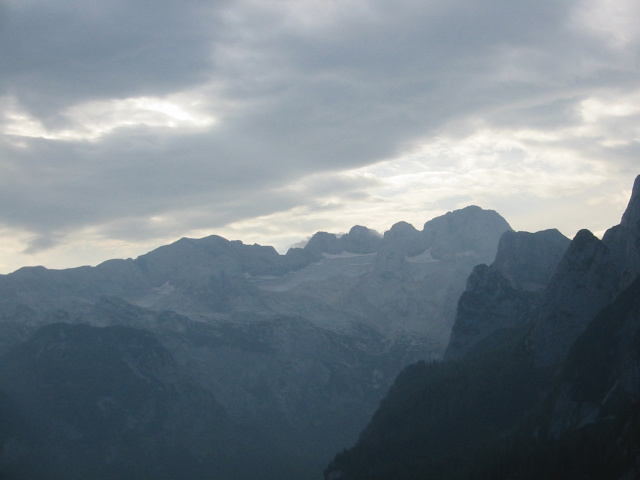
top-left (0, 0), bottom-right (639, 274)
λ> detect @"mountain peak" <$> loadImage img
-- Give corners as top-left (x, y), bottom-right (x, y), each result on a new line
top-left (444, 228), bottom-right (569, 361)
top-left (386, 221), bottom-right (418, 235)
top-left (527, 228), bottom-right (622, 367)
top-left (422, 206), bottom-right (512, 261)
top-left (347, 225), bottom-right (378, 236)
top-left (492, 229), bottom-right (570, 292)
top-left (304, 231), bottom-right (340, 254)
top-left (621, 174), bottom-right (640, 227)
top-left (304, 226), bottom-right (382, 255)
top-left (342, 225), bottom-right (383, 253)
top-left (601, 175), bottom-right (640, 292)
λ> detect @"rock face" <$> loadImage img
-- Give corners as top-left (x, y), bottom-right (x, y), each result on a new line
top-left (602, 174), bottom-right (640, 291)
top-left (444, 229), bottom-right (570, 361)
top-left (491, 229), bottom-right (571, 291)
top-left (546, 274), bottom-right (640, 438)
top-left (528, 176), bottom-right (640, 366)
top-left (0, 206), bottom-right (511, 480)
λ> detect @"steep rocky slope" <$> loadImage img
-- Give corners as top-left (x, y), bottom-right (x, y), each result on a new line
top-left (547, 274), bottom-right (640, 437)
top-left (528, 175), bottom-right (640, 366)
top-left (445, 229), bottom-right (570, 361)
top-left (324, 175), bottom-right (640, 480)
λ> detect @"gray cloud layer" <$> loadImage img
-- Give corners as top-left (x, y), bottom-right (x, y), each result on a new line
top-left (0, 0), bottom-right (639, 270)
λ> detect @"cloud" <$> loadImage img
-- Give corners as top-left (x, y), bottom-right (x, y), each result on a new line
top-left (0, 0), bottom-right (224, 121)
top-left (572, 0), bottom-right (640, 48)
top-left (22, 233), bottom-right (63, 255)
top-left (0, 0), bottom-right (639, 273)
top-left (2, 94), bottom-right (217, 141)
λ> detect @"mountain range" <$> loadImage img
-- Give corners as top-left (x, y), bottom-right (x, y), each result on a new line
top-left (2, 175), bottom-right (639, 479)
top-left (324, 174), bottom-right (640, 480)
top-left (0, 204), bottom-right (511, 479)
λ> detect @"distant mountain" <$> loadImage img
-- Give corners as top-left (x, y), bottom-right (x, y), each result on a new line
top-left (0, 206), bottom-right (511, 480)
top-left (421, 205), bottom-right (512, 260)
top-left (324, 175), bottom-right (640, 480)
top-left (304, 225), bottom-right (383, 255)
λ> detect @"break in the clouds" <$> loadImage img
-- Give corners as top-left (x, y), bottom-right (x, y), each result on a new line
top-left (0, 0), bottom-right (639, 273)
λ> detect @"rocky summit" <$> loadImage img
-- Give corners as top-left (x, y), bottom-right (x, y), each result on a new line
top-left (444, 228), bottom-right (570, 362)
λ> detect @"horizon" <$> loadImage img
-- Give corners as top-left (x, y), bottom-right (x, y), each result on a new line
top-left (1, 1), bottom-right (639, 274)
top-left (2, 193), bottom-right (633, 276)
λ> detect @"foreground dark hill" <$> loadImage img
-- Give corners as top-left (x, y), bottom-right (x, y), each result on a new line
top-left (0, 206), bottom-right (510, 479)
top-left (325, 175), bottom-right (640, 480)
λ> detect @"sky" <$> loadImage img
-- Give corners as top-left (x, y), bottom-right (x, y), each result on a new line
top-left (0, 0), bottom-right (639, 274)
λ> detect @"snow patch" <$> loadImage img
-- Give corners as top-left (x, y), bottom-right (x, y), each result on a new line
top-left (255, 253), bottom-right (376, 292)
top-left (133, 281), bottom-right (175, 307)
top-left (405, 249), bottom-right (438, 264)
top-left (153, 281), bottom-right (174, 295)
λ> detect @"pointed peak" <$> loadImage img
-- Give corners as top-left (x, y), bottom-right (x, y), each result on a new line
top-left (621, 175), bottom-right (640, 227)
top-left (571, 229), bottom-right (599, 251)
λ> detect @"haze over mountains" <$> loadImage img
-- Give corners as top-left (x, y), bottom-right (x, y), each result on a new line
top-left (2, 175), bottom-right (639, 479)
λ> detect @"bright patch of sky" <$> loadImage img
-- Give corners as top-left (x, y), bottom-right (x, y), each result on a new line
top-left (2, 93), bottom-right (216, 141)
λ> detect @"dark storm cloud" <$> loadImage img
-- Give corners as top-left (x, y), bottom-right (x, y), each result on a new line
top-left (0, 0), bottom-right (638, 267)
top-left (0, 0), bottom-right (226, 125)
